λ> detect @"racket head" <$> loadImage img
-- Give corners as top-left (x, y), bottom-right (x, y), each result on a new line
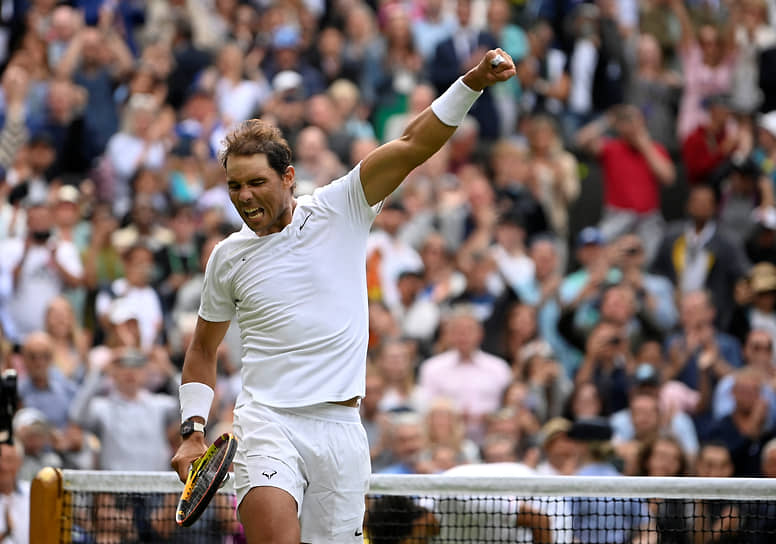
top-left (176, 432), bottom-right (237, 527)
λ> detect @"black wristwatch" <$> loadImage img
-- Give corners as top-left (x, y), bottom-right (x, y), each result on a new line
top-left (180, 418), bottom-right (205, 439)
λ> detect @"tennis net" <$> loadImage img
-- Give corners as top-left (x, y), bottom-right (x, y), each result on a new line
top-left (30, 469), bottom-right (776, 543)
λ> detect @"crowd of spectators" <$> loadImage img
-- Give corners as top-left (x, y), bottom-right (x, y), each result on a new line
top-left (0, 0), bottom-right (776, 541)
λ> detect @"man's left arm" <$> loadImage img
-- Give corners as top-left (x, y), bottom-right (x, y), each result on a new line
top-left (360, 49), bottom-right (515, 206)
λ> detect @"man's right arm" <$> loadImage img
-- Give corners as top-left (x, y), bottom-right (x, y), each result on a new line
top-left (172, 317), bottom-right (229, 480)
top-left (181, 317), bottom-right (231, 394)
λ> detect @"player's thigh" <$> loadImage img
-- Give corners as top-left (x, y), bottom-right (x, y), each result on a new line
top-left (298, 418), bottom-right (371, 542)
top-left (232, 403), bottom-right (307, 517)
top-left (239, 486), bottom-right (300, 544)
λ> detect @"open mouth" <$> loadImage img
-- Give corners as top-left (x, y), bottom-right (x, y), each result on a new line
top-left (244, 207), bottom-right (265, 219)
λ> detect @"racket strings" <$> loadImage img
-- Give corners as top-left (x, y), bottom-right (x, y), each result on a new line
top-left (189, 447), bottom-right (229, 501)
top-left (177, 433), bottom-right (237, 527)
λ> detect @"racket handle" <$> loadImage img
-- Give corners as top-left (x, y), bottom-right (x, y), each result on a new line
top-left (491, 54), bottom-right (505, 68)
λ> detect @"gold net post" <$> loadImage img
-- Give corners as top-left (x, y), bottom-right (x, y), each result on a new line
top-left (31, 467), bottom-right (64, 544)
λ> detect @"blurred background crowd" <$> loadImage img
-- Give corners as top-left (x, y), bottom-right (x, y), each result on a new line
top-left (1, 0), bottom-right (776, 539)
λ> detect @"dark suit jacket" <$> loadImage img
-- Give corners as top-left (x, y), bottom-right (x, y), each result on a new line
top-left (429, 31), bottom-right (500, 140)
top-left (651, 223), bottom-right (749, 331)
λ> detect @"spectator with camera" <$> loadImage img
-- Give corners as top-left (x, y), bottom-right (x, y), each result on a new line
top-left (577, 105), bottom-right (676, 264)
top-left (69, 347), bottom-right (178, 471)
top-left (681, 94), bottom-right (747, 186)
top-left (573, 320), bottom-right (634, 416)
top-left (0, 201), bottom-right (83, 345)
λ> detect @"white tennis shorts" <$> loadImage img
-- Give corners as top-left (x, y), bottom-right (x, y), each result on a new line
top-left (232, 400), bottom-right (371, 542)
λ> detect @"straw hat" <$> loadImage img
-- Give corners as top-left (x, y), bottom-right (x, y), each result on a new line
top-left (750, 262), bottom-right (776, 294)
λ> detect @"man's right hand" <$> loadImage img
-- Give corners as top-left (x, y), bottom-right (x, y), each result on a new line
top-left (171, 433), bottom-right (208, 483)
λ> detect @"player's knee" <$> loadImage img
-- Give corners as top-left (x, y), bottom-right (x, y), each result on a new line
top-left (239, 486), bottom-right (300, 544)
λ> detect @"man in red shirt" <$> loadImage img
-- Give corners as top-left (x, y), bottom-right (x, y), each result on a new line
top-left (577, 105), bottom-right (676, 264)
top-left (682, 94), bottom-right (744, 185)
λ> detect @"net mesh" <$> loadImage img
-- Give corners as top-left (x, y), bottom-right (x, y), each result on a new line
top-left (53, 472), bottom-right (776, 543)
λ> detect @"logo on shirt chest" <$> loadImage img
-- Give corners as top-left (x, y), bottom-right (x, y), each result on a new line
top-left (300, 211), bottom-right (313, 231)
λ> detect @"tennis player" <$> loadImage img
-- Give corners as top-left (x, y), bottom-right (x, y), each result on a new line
top-left (171, 49), bottom-right (515, 543)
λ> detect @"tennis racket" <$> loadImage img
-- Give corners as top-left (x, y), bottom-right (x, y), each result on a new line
top-left (176, 432), bottom-right (237, 527)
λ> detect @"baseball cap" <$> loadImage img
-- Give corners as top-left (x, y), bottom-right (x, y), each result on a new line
top-left (540, 417), bottom-right (572, 447)
top-left (759, 111), bottom-right (776, 139)
top-left (109, 298), bottom-right (140, 325)
top-left (567, 417), bottom-right (612, 442)
top-left (397, 268), bottom-right (424, 282)
top-left (497, 211), bottom-right (524, 228)
top-left (634, 362), bottom-right (660, 387)
top-left (116, 348), bottom-right (148, 368)
top-left (56, 185), bottom-right (80, 204)
top-left (576, 226), bottom-right (604, 248)
top-left (12, 407), bottom-right (49, 432)
top-left (750, 262), bottom-right (776, 294)
top-left (272, 70), bottom-right (303, 93)
top-left (273, 25), bottom-right (300, 49)
top-left (702, 93), bottom-right (731, 110)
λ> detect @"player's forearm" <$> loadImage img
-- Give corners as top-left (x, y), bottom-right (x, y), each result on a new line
top-left (400, 108), bottom-right (457, 167)
top-left (388, 70), bottom-right (484, 170)
top-left (181, 341), bottom-right (218, 389)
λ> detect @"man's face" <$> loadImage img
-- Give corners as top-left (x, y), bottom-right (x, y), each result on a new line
top-left (680, 292), bottom-right (713, 330)
top-left (112, 363), bottom-right (146, 396)
top-left (708, 103), bottom-right (730, 129)
top-left (631, 395), bottom-right (659, 439)
top-left (124, 248), bottom-right (154, 287)
top-left (0, 444), bottom-right (20, 483)
top-left (744, 331), bottom-right (773, 368)
top-left (448, 315), bottom-right (482, 357)
top-left (545, 434), bottom-right (577, 474)
top-left (530, 241), bottom-right (557, 280)
top-left (171, 210), bottom-right (196, 241)
top-left (687, 187), bottom-right (716, 224)
top-left (54, 201), bottom-right (79, 229)
top-left (647, 439), bottom-right (683, 477)
top-left (393, 423), bottom-right (424, 461)
top-left (600, 286), bottom-right (636, 324)
top-left (377, 343), bottom-right (411, 383)
top-left (81, 28), bottom-right (103, 66)
top-left (26, 206), bottom-right (53, 238)
top-left (482, 439), bottom-right (517, 463)
top-left (733, 375), bottom-right (761, 414)
top-left (697, 446), bottom-right (734, 478)
top-left (22, 339), bottom-right (52, 382)
top-left (226, 154), bottom-right (294, 235)
top-left (456, 0), bottom-right (472, 26)
top-left (575, 243), bottom-right (602, 268)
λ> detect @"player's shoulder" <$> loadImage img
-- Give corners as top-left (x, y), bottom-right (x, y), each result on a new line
top-left (208, 227), bottom-right (255, 261)
top-left (308, 164), bottom-right (363, 201)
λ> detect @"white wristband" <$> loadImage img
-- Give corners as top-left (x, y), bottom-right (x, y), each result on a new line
top-left (179, 382), bottom-right (215, 425)
top-left (430, 77), bottom-right (483, 127)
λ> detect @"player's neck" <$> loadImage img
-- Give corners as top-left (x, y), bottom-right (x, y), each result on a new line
top-left (253, 199), bottom-right (297, 237)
